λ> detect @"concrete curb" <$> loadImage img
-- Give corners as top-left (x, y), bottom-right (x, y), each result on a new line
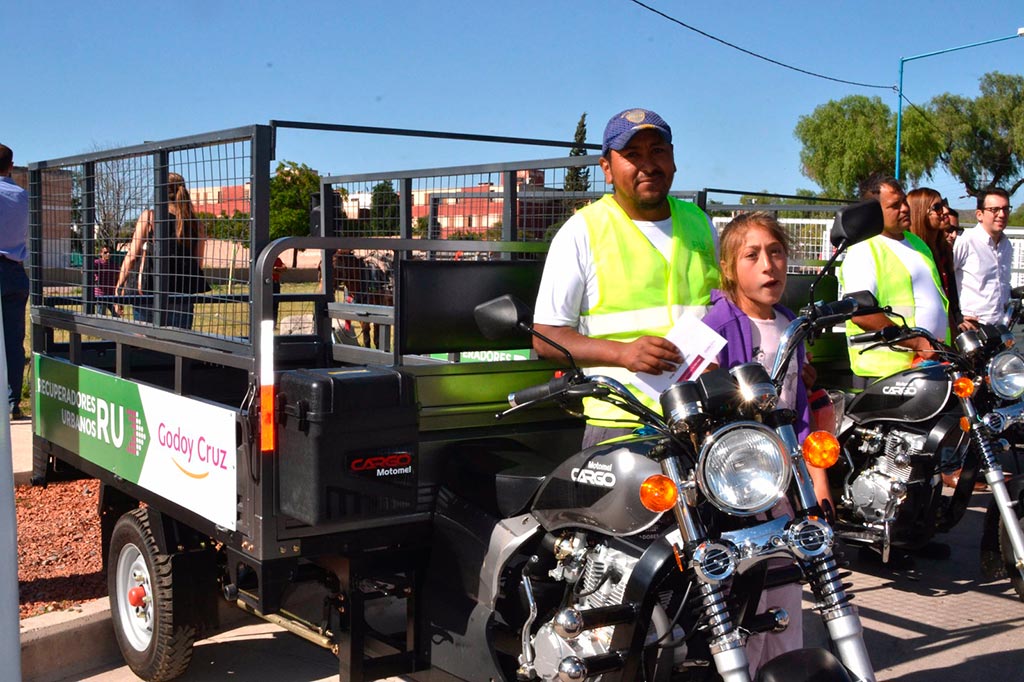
top-left (20, 597), bottom-right (253, 682)
top-left (20, 598), bottom-right (119, 682)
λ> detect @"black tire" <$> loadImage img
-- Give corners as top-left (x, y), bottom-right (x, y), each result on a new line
top-left (107, 508), bottom-right (195, 681)
top-left (998, 499), bottom-right (1024, 601)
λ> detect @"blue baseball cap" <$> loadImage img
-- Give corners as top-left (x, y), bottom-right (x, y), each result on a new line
top-left (602, 108), bottom-right (672, 156)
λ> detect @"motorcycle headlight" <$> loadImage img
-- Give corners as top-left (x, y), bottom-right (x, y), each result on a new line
top-left (696, 422), bottom-right (791, 516)
top-left (988, 351), bottom-right (1024, 400)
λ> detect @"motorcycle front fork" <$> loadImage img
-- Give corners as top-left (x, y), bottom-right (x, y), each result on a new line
top-left (661, 453), bottom-right (876, 682)
top-left (957, 388), bottom-right (1024, 581)
top-left (969, 423), bottom-right (1024, 581)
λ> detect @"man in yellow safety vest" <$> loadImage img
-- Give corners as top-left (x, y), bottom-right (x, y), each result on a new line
top-left (533, 108), bottom-right (721, 448)
top-left (839, 174), bottom-right (946, 385)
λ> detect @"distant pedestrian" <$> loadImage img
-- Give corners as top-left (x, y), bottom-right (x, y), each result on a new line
top-left (954, 187), bottom-right (1013, 327)
top-left (93, 246), bottom-right (120, 317)
top-left (0, 144), bottom-right (29, 419)
top-left (272, 256), bottom-right (285, 323)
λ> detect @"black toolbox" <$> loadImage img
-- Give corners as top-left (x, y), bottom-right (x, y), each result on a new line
top-left (276, 367), bottom-right (423, 527)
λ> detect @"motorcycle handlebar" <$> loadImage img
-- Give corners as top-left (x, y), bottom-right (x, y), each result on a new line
top-left (849, 326), bottom-right (903, 345)
top-left (814, 296), bottom-right (860, 318)
top-left (508, 373), bottom-right (576, 407)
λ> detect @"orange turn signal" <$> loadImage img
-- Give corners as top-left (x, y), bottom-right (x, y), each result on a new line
top-left (639, 475), bottom-right (679, 513)
top-left (960, 416), bottom-right (971, 432)
top-left (803, 430), bottom-right (841, 468)
top-left (952, 376), bottom-right (976, 399)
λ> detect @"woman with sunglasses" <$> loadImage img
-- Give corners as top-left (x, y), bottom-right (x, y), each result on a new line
top-left (908, 187), bottom-right (963, 331)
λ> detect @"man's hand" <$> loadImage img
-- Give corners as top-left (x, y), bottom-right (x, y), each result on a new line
top-left (615, 335), bottom-right (682, 374)
top-left (959, 317), bottom-right (979, 331)
top-left (903, 335), bottom-right (936, 361)
top-left (801, 362), bottom-right (817, 390)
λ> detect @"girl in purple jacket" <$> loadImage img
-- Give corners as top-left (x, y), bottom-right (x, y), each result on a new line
top-left (701, 211), bottom-right (833, 674)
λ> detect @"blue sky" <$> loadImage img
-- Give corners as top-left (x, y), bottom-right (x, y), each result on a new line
top-left (5, 1), bottom-right (1022, 210)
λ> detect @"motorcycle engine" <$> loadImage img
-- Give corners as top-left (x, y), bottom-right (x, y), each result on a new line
top-left (530, 542), bottom-right (681, 681)
top-left (848, 428), bottom-right (925, 521)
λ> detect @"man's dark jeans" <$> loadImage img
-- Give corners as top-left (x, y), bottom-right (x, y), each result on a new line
top-left (0, 259), bottom-right (29, 410)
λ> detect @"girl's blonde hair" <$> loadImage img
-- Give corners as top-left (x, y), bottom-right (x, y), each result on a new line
top-left (718, 211), bottom-right (790, 300)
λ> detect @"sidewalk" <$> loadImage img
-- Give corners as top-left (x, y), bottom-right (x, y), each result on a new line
top-left (14, 413), bottom-right (1024, 681)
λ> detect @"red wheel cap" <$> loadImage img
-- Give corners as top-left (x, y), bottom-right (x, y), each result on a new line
top-left (127, 585), bottom-right (146, 607)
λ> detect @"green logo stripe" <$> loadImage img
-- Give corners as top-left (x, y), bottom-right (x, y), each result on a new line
top-left (34, 355), bottom-right (149, 482)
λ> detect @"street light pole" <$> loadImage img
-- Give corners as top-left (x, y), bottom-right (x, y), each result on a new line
top-left (894, 27), bottom-right (1024, 180)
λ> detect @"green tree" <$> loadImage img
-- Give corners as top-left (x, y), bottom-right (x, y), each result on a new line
top-left (565, 112), bottom-right (590, 193)
top-left (269, 161), bottom-right (321, 240)
top-left (930, 72), bottom-right (1024, 197)
top-left (369, 180), bottom-right (400, 236)
top-left (796, 72), bottom-right (1024, 200)
top-left (794, 96), bottom-right (897, 198)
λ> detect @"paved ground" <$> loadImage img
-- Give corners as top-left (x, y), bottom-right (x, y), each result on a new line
top-left (14, 414), bottom-right (1024, 681)
top-left (43, 496), bottom-right (1024, 681)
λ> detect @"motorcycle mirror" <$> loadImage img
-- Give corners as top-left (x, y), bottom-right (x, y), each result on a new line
top-left (474, 294), bottom-right (534, 340)
top-left (830, 200), bottom-right (883, 249)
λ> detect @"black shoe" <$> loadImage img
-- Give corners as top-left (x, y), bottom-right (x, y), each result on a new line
top-left (10, 406), bottom-right (26, 421)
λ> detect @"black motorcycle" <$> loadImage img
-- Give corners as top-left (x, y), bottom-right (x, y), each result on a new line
top-left (805, 271), bottom-right (1024, 599)
top-left (422, 202), bottom-right (886, 682)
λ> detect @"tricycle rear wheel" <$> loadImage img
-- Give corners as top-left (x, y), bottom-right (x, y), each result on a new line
top-left (107, 508), bottom-right (196, 681)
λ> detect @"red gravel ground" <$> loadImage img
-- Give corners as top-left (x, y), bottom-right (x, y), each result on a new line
top-left (16, 481), bottom-right (105, 619)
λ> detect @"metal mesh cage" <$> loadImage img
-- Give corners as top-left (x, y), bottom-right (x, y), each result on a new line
top-left (32, 137), bottom-right (254, 341)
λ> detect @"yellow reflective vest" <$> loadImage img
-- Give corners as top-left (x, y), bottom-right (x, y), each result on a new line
top-left (840, 232), bottom-right (948, 378)
top-left (579, 195), bottom-right (720, 426)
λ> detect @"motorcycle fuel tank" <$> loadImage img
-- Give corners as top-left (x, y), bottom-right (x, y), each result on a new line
top-left (531, 437), bottom-right (664, 536)
top-left (847, 363), bottom-right (952, 424)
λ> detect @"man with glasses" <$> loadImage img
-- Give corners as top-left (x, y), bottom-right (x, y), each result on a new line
top-left (954, 187), bottom-right (1014, 326)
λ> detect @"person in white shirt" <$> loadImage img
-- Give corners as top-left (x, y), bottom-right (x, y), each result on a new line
top-left (839, 174), bottom-right (944, 383)
top-left (533, 108), bottom-right (721, 448)
top-left (954, 187), bottom-right (1014, 327)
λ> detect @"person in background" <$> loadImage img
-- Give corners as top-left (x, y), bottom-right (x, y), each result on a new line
top-left (0, 144), bottom-right (29, 420)
top-left (701, 212), bottom-right (831, 676)
top-left (532, 108), bottom-right (720, 448)
top-left (839, 174), bottom-right (946, 385)
top-left (272, 256), bottom-right (285, 325)
top-left (954, 187), bottom-right (1013, 327)
top-left (943, 200), bottom-right (962, 246)
top-left (93, 246), bottom-right (120, 317)
top-left (908, 187), bottom-right (962, 332)
top-left (116, 173), bottom-right (208, 328)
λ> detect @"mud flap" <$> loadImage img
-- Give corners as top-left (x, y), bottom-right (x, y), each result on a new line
top-left (979, 474), bottom-right (1024, 581)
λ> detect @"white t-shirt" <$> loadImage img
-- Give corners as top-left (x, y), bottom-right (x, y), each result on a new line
top-left (840, 235), bottom-right (948, 341)
top-left (534, 208), bottom-right (720, 329)
top-left (750, 315), bottom-right (798, 410)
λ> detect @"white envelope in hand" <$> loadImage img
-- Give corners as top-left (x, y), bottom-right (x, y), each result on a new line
top-left (633, 313), bottom-right (726, 401)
